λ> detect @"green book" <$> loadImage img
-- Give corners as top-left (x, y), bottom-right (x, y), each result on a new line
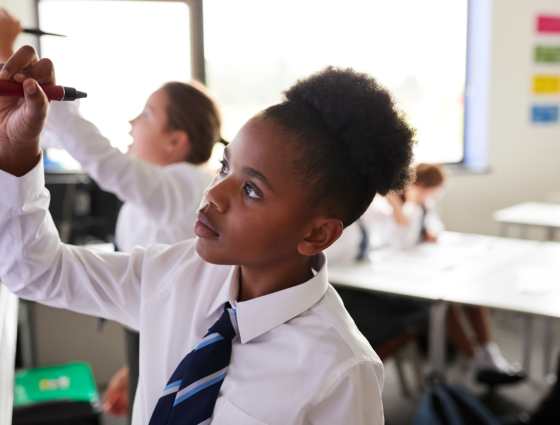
top-left (535, 46), bottom-right (560, 63)
top-left (13, 362), bottom-right (99, 406)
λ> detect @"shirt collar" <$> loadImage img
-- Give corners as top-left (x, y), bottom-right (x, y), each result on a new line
top-left (208, 266), bottom-right (240, 317)
top-left (211, 253), bottom-right (328, 344)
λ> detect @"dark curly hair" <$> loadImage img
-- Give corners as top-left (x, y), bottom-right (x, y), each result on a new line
top-left (262, 66), bottom-right (416, 227)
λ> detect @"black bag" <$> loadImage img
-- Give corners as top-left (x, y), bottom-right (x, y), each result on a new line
top-left (12, 400), bottom-right (101, 425)
top-left (413, 383), bottom-right (500, 425)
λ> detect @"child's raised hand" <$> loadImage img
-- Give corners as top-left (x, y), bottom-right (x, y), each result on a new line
top-left (0, 45), bottom-right (54, 176)
top-left (404, 185), bottom-right (423, 205)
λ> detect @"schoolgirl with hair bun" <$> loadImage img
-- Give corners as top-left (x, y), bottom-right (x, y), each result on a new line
top-left (0, 56), bottom-right (416, 425)
top-left (40, 80), bottom-right (224, 417)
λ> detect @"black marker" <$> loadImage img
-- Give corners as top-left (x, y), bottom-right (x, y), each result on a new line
top-left (23, 28), bottom-right (66, 38)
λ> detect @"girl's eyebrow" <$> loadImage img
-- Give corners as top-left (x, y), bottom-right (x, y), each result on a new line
top-left (243, 166), bottom-right (273, 191)
top-left (223, 147), bottom-right (272, 191)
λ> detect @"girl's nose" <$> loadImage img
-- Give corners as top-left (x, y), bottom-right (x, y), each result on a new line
top-left (204, 177), bottom-right (230, 213)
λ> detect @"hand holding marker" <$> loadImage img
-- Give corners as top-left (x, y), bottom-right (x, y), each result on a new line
top-left (0, 28), bottom-right (86, 101)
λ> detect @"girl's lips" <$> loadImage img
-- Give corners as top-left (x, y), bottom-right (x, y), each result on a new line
top-left (194, 211), bottom-right (219, 238)
top-left (194, 219), bottom-right (219, 238)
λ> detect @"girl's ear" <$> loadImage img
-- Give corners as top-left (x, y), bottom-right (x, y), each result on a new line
top-left (297, 218), bottom-right (344, 256)
top-left (167, 130), bottom-right (190, 155)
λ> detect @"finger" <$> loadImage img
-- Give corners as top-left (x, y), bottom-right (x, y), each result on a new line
top-left (13, 58), bottom-right (55, 85)
top-left (103, 399), bottom-right (114, 411)
top-left (103, 394), bottom-right (117, 412)
top-left (23, 78), bottom-right (49, 119)
top-left (0, 45), bottom-right (38, 81)
top-left (110, 399), bottom-right (127, 416)
top-left (104, 396), bottom-right (126, 416)
top-left (1, 7), bottom-right (16, 20)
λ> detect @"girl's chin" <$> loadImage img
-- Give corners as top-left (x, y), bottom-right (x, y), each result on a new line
top-left (195, 238), bottom-right (230, 265)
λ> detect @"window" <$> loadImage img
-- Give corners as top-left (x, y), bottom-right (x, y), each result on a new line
top-left (204, 0), bottom-right (468, 164)
top-left (39, 0), bottom-right (191, 163)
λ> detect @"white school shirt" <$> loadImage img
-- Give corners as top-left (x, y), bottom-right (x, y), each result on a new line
top-left (41, 102), bottom-right (213, 251)
top-left (370, 196), bottom-right (445, 250)
top-left (0, 158), bottom-right (385, 425)
top-left (323, 199), bottom-right (390, 267)
top-left (323, 222), bottom-right (363, 267)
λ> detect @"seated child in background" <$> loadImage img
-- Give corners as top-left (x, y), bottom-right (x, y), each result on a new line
top-left (331, 163), bottom-right (525, 385)
top-left (326, 163), bottom-right (445, 265)
top-left (0, 9), bottom-right (224, 418)
top-left (0, 47), bottom-right (416, 424)
top-left (374, 163), bottom-right (446, 250)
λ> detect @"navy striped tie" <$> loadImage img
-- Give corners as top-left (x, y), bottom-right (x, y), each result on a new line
top-left (149, 303), bottom-right (239, 425)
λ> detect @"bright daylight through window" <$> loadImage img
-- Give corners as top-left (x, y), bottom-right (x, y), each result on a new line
top-left (204, 0), bottom-right (468, 164)
top-left (39, 0), bottom-right (191, 170)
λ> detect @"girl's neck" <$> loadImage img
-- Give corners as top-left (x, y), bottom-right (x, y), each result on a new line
top-left (237, 254), bottom-right (314, 302)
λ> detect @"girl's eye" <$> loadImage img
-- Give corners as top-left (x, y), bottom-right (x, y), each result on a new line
top-left (141, 111), bottom-right (148, 119)
top-left (219, 160), bottom-right (229, 175)
top-left (244, 183), bottom-right (262, 200)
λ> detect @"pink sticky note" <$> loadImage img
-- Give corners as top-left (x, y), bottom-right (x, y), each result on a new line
top-left (538, 15), bottom-right (560, 33)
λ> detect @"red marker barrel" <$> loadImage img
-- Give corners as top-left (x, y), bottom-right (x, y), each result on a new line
top-left (0, 80), bottom-right (86, 101)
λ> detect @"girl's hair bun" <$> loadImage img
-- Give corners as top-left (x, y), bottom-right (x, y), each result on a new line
top-left (283, 66), bottom-right (416, 196)
top-left (264, 66), bottom-right (416, 227)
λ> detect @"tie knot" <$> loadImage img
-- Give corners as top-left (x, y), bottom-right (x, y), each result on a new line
top-left (208, 302), bottom-right (239, 342)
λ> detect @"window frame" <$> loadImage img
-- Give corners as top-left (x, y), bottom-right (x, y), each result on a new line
top-left (36, 0), bottom-right (491, 170)
top-left (35, 0), bottom-right (205, 82)
top-left (460, 0), bottom-right (493, 172)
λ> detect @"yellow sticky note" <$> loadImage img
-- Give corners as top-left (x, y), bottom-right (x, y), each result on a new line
top-left (533, 75), bottom-right (560, 94)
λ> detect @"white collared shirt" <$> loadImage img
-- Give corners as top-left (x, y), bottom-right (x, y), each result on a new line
top-left (41, 102), bottom-right (213, 251)
top-left (0, 158), bottom-right (385, 425)
top-left (370, 196), bottom-right (445, 250)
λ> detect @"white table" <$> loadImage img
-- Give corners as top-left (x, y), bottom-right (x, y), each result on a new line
top-left (443, 241), bottom-right (560, 377)
top-left (493, 202), bottom-right (560, 375)
top-left (494, 202), bottom-right (560, 239)
top-left (0, 283), bottom-right (19, 425)
top-left (329, 232), bottom-right (558, 377)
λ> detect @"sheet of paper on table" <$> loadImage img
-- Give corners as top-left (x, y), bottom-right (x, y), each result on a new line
top-left (516, 265), bottom-right (560, 295)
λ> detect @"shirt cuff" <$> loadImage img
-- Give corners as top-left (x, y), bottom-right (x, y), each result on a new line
top-left (0, 151), bottom-right (45, 209)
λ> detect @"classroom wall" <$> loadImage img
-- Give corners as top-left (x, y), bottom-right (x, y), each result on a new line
top-left (441, 0), bottom-right (560, 239)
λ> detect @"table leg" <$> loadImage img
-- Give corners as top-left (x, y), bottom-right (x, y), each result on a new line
top-left (499, 223), bottom-right (508, 238)
top-left (394, 352), bottom-right (411, 398)
top-left (18, 300), bottom-right (36, 368)
top-left (519, 225), bottom-right (528, 240)
top-left (523, 315), bottom-right (533, 375)
top-left (429, 301), bottom-right (449, 377)
top-left (543, 317), bottom-right (554, 377)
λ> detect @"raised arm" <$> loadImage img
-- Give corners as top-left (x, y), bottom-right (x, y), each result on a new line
top-left (0, 47), bottom-right (143, 329)
top-left (372, 195), bottom-right (423, 249)
top-left (42, 101), bottom-right (207, 223)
